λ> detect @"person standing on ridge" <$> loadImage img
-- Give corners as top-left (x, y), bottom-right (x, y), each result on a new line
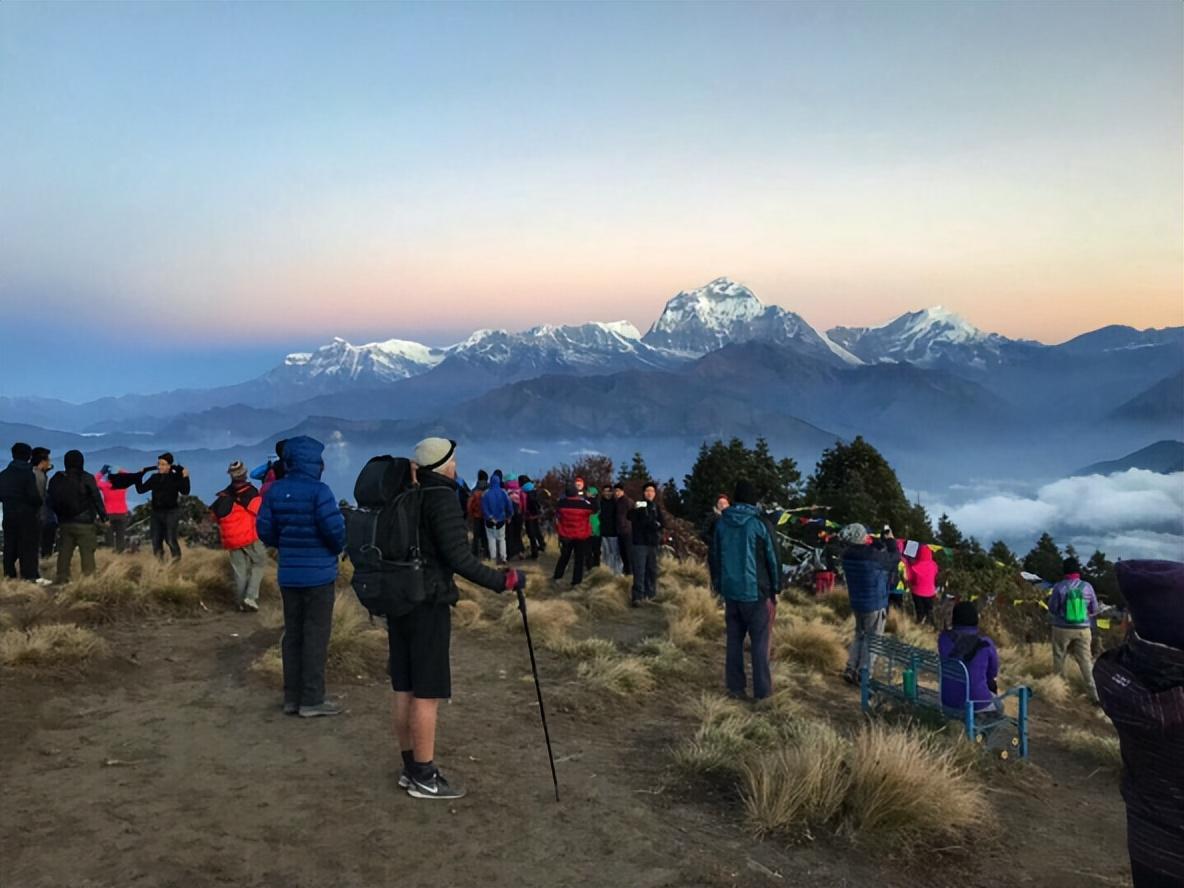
top-left (553, 483), bottom-right (595, 587)
top-left (251, 439), bottom-right (287, 498)
top-left (523, 476), bottom-right (545, 559)
top-left (598, 485), bottom-right (622, 574)
top-left (1048, 556), bottom-right (1101, 704)
top-left (49, 449), bottom-right (107, 584)
top-left (96, 464), bottom-right (131, 553)
top-left (481, 472), bottom-right (513, 565)
top-left (628, 481), bottom-right (665, 606)
top-left (135, 452), bottom-right (190, 561)
top-left (389, 437), bottom-right (523, 801)
top-left (211, 461), bottom-right (266, 612)
top-left (613, 484), bottom-right (632, 576)
top-left (255, 436), bottom-right (346, 718)
top-left (840, 523), bottom-right (899, 684)
top-left (585, 486), bottom-right (602, 571)
top-left (31, 447), bottom-right (57, 560)
top-left (0, 442), bottom-right (43, 582)
top-left (467, 470), bottom-right (490, 559)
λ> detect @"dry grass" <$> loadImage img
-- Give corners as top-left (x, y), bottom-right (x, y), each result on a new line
top-left (1023, 674), bottom-right (1070, 706)
top-left (555, 637), bottom-right (619, 660)
top-left (774, 619), bottom-right (846, 673)
top-left (499, 598), bottom-right (578, 650)
top-left (742, 721), bottom-right (851, 838)
top-left (816, 588), bottom-right (852, 621)
top-left (576, 654), bottom-right (656, 695)
top-left (843, 723), bottom-right (995, 851)
top-left (673, 693), bottom-right (782, 779)
top-left (885, 609), bottom-right (935, 650)
top-left (566, 568), bottom-right (632, 615)
top-left (663, 584), bottom-right (724, 649)
top-left (1062, 726), bottom-right (1122, 769)
top-left (636, 636), bottom-right (693, 676)
top-left (657, 556), bottom-right (711, 593)
top-left (453, 599), bottom-right (486, 629)
top-left (0, 623), bottom-right (110, 671)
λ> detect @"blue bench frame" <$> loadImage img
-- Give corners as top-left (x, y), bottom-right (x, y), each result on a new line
top-left (859, 634), bottom-right (1031, 759)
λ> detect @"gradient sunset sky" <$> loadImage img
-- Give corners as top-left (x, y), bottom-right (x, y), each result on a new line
top-left (1, 1), bottom-right (1181, 399)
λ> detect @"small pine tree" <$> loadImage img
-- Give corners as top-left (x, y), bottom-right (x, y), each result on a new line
top-left (682, 436), bottom-right (800, 525)
top-left (661, 478), bottom-right (684, 518)
top-left (1022, 533), bottom-right (1063, 582)
top-left (1085, 549), bottom-right (1121, 606)
top-left (988, 540), bottom-right (1018, 567)
top-left (618, 452), bottom-right (651, 484)
top-left (804, 437), bottom-right (923, 537)
top-left (936, 513), bottom-right (965, 550)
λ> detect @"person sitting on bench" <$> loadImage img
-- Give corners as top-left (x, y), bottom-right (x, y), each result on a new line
top-left (938, 602), bottom-right (1000, 712)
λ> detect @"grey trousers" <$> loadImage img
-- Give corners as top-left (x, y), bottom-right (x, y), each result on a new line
top-left (846, 608), bottom-right (887, 675)
top-left (228, 540), bottom-right (267, 605)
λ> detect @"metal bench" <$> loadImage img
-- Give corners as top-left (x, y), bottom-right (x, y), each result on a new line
top-left (859, 634), bottom-right (1031, 759)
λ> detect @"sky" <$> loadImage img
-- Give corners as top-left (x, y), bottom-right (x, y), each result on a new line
top-left (1, 1), bottom-right (1181, 400)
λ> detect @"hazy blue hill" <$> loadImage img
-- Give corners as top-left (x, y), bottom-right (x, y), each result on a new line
top-left (1074, 440), bottom-right (1184, 477)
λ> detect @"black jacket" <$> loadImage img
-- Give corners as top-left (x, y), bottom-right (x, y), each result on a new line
top-left (628, 500), bottom-right (665, 547)
top-left (48, 469), bottom-right (107, 524)
top-left (598, 497), bottom-right (618, 538)
top-left (0, 460), bottom-right (41, 520)
top-left (418, 470), bottom-right (506, 605)
top-left (136, 467), bottom-right (191, 511)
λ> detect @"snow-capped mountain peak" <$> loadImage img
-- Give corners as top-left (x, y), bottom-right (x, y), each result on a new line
top-left (271, 336), bottom-right (447, 387)
top-left (828, 307), bottom-right (1011, 369)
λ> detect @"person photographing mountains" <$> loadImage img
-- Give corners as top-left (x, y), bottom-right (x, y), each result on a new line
top-left (390, 437), bottom-right (524, 800)
top-left (135, 453), bottom-right (190, 561)
top-left (628, 482), bottom-right (664, 606)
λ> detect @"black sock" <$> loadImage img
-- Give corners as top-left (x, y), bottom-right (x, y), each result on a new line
top-left (412, 759), bottom-right (435, 779)
top-left (401, 749), bottom-right (414, 769)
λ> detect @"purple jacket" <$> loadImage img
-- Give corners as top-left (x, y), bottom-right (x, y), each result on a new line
top-left (1047, 573), bottom-right (1100, 630)
top-left (938, 627), bottom-right (999, 711)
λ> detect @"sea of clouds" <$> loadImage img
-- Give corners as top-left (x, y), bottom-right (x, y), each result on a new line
top-left (926, 469), bottom-right (1184, 563)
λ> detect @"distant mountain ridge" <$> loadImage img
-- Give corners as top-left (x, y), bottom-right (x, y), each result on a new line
top-left (1074, 440), bottom-right (1184, 477)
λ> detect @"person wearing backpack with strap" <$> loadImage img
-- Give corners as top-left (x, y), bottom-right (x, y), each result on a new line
top-left (211, 461), bottom-right (265, 612)
top-left (391, 437), bottom-right (523, 801)
top-left (49, 450), bottom-right (108, 584)
top-left (1048, 556), bottom-right (1101, 704)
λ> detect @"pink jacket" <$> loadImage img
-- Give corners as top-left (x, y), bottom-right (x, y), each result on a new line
top-left (96, 472), bottom-right (129, 517)
top-left (905, 545), bottom-right (939, 598)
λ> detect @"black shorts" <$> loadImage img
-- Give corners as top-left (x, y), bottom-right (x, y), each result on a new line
top-left (387, 602), bottom-right (452, 699)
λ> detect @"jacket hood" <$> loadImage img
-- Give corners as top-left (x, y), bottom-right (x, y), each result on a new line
top-left (489, 474), bottom-right (503, 491)
top-left (721, 503), bottom-right (763, 528)
top-left (916, 545), bottom-right (933, 563)
top-left (282, 436), bottom-right (325, 480)
top-left (64, 449), bottom-right (85, 471)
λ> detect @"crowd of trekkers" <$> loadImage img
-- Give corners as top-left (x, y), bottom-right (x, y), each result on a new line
top-left (2, 436), bottom-right (1181, 882)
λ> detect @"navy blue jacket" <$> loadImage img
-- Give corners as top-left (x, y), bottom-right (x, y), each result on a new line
top-left (842, 544), bottom-right (898, 613)
top-left (256, 436), bottom-right (346, 588)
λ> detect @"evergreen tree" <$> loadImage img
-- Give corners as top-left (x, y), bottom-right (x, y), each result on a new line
top-left (661, 478), bottom-right (685, 518)
top-left (988, 540), bottom-right (1018, 567)
top-left (682, 436), bottom-right (800, 525)
top-left (936, 513), bottom-right (965, 550)
top-left (805, 437), bottom-right (924, 538)
top-left (618, 452), bottom-right (651, 484)
top-left (1022, 533), bottom-right (1063, 582)
top-left (1085, 549), bottom-right (1121, 606)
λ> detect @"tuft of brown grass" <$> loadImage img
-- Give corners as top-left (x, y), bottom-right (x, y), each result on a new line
top-left (742, 721), bottom-right (851, 838)
top-left (657, 555), bottom-right (711, 592)
top-left (499, 598), bottom-right (578, 650)
top-left (1024, 673), bottom-right (1070, 706)
top-left (555, 637), bottom-right (618, 660)
top-left (0, 623), bottom-right (109, 671)
top-left (576, 654), bottom-right (655, 695)
top-left (816, 588), bottom-right (852, 621)
top-left (636, 636), bottom-right (692, 676)
top-left (564, 569), bottom-right (632, 615)
top-left (674, 693), bottom-right (783, 779)
top-left (885, 609), bottom-right (935, 650)
top-left (843, 723), bottom-right (995, 850)
top-left (775, 620), bottom-right (846, 673)
top-left (453, 599), bottom-right (486, 629)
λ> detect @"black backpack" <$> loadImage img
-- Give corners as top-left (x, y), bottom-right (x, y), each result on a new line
top-left (49, 472), bottom-right (87, 522)
top-left (345, 456), bottom-right (427, 618)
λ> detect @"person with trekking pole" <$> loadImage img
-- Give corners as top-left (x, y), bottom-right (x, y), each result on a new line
top-left (391, 437), bottom-right (530, 800)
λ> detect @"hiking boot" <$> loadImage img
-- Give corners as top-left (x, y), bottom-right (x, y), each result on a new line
top-left (283, 702), bottom-right (299, 715)
top-left (298, 701), bottom-right (342, 718)
top-left (406, 767), bottom-right (466, 801)
top-left (241, 598), bottom-right (259, 612)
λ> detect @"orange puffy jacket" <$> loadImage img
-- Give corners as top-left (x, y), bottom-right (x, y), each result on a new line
top-left (211, 482), bottom-right (261, 550)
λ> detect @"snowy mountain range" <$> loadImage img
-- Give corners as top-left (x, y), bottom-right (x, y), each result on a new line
top-left (827, 306), bottom-right (1018, 369)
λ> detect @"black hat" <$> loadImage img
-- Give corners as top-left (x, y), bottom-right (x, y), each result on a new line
top-left (952, 601), bottom-right (978, 628)
top-left (477, 469), bottom-right (489, 482)
top-left (1117, 560), bottom-right (1184, 649)
top-left (733, 479), bottom-right (758, 506)
top-left (31, 447), bottom-right (50, 465)
top-left (64, 449), bottom-right (85, 471)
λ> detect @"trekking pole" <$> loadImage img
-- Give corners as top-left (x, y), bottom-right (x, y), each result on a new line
top-left (516, 582), bottom-right (560, 802)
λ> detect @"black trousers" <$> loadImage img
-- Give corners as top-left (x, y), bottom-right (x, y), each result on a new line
top-left (913, 595), bottom-right (935, 625)
top-left (2, 512), bottom-right (40, 580)
top-left (554, 538), bottom-right (587, 586)
top-left (525, 519), bottom-right (544, 558)
top-left (40, 519), bottom-right (57, 557)
top-left (151, 509), bottom-right (181, 560)
top-left (585, 535), bottom-right (601, 570)
top-left (618, 534), bottom-right (632, 576)
top-left (470, 516), bottom-right (489, 558)
top-left (280, 583), bottom-right (336, 707)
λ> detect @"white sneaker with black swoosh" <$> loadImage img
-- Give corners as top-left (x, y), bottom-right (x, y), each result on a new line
top-left (398, 768), bottom-right (411, 789)
top-left (406, 768), bottom-right (466, 800)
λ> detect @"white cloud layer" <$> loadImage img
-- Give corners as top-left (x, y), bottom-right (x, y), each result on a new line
top-left (930, 470), bottom-right (1184, 562)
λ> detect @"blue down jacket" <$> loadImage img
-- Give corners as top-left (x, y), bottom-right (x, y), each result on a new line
top-left (256, 436), bottom-right (346, 588)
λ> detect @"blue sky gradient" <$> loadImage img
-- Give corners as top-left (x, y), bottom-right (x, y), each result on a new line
top-left (2, 1), bottom-right (1181, 399)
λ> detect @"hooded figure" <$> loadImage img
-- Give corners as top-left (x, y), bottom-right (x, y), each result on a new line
top-left (905, 544), bottom-right (940, 624)
top-left (1095, 560), bottom-right (1184, 887)
top-left (937, 602), bottom-right (1000, 712)
top-left (255, 436), bottom-right (346, 718)
top-left (48, 449), bottom-right (108, 583)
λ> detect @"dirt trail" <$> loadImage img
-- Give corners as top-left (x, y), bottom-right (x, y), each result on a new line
top-left (0, 579), bottom-right (1133, 888)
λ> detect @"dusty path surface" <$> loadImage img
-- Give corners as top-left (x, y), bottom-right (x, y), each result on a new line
top-left (0, 570), bottom-right (1133, 888)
